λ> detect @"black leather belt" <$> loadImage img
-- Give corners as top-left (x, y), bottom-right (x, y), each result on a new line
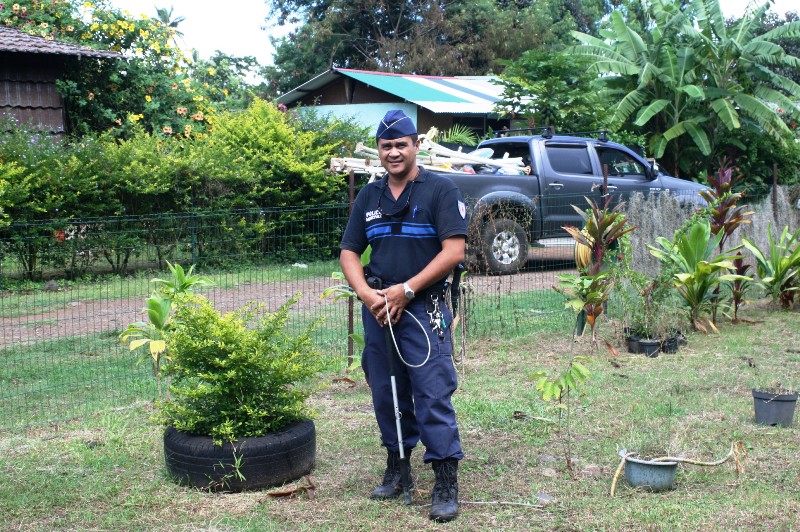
top-left (365, 275), bottom-right (445, 301)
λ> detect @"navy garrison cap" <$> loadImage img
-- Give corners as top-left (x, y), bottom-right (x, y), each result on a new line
top-left (376, 110), bottom-right (417, 140)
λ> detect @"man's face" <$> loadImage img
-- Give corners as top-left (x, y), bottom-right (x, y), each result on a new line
top-left (377, 136), bottom-right (419, 178)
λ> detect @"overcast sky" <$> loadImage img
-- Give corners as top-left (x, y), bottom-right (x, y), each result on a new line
top-left (105, 0), bottom-right (798, 69)
top-left (105, 0), bottom-right (287, 68)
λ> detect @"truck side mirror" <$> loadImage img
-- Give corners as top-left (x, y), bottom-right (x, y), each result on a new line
top-left (646, 162), bottom-right (660, 180)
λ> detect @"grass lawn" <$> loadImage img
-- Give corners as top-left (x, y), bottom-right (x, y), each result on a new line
top-left (1, 300), bottom-right (798, 530)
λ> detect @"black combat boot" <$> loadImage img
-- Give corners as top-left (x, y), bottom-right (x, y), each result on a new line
top-left (371, 448), bottom-right (414, 499)
top-left (430, 458), bottom-right (459, 522)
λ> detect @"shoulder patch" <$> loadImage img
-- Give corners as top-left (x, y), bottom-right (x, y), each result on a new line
top-left (458, 200), bottom-right (466, 219)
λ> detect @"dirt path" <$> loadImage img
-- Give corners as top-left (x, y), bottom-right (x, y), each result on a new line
top-left (1, 247), bottom-right (574, 348)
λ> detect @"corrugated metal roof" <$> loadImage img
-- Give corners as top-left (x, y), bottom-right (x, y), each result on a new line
top-left (278, 67), bottom-right (504, 115)
top-left (0, 25), bottom-right (122, 59)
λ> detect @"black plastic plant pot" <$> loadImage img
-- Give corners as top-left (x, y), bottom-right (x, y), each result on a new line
top-left (626, 335), bottom-right (640, 354)
top-left (752, 389), bottom-right (798, 427)
top-left (624, 457), bottom-right (678, 492)
top-left (661, 335), bottom-right (679, 354)
top-left (638, 338), bottom-right (660, 358)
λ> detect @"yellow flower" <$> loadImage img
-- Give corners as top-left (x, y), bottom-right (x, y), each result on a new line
top-left (139, 29), bottom-right (149, 38)
top-left (191, 112), bottom-right (204, 121)
top-left (183, 124), bottom-right (192, 137)
top-left (207, 67), bottom-right (216, 76)
top-left (162, 126), bottom-right (173, 135)
top-left (12, 4), bottom-right (19, 13)
top-left (193, 95), bottom-right (204, 102)
top-left (181, 78), bottom-right (190, 87)
top-left (102, 24), bottom-right (107, 30)
top-left (152, 42), bottom-right (160, 53)
top-left (90, 23), bottom-right (98, 31)
top-left (128, 113), bottom-right (143, 123)
top-left (83, 2), bottom-right (95, 8)
top-left (87, 92), bottom-right (95, 100)
top-left (40, 22), bottom-right (48, 28)
top-left (145, 95), bottom-right (152, 102)
top-left (176, 107), bottom-right (187, 116)
top-left (66, 25), bottom-right (74, 31)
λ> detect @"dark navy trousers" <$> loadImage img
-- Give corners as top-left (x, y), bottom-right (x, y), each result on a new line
top-left (361, 298), bottom-right (463, 463)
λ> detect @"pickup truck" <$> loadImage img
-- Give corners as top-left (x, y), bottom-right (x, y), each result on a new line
top-left (436, 130), bottom-right (709, 274)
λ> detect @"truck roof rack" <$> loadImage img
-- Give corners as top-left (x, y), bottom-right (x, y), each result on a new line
top-left (493, 126), bottom-right (552, 138)
top-left (494, 128), bottom-right (610, 142)
top-left (554, 130), bottom-right (610, 141)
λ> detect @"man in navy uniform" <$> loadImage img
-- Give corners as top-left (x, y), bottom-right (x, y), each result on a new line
top-left (339, 110), bottom-right (467, 522)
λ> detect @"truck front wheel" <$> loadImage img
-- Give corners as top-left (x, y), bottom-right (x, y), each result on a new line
top-left (481, 218), bottom-right (529, 274)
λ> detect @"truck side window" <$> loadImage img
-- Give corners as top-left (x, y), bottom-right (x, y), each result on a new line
top-left (488, 143), bottom-right (532, 174)
top-left (545, 145), bottom-right (593, 175)
top-left (490, 144), bottom-right (530, 164)
top-left (596, 147), bottom-right (646, 177)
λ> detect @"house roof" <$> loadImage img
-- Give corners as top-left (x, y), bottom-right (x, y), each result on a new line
top-left (277, 67), bottom-right (504, 115)
top-left (0, 25), bottom-right (122, 59)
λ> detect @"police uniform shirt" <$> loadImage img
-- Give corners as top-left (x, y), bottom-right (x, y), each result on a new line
top-left (341, 167), bottom-right (468, 285)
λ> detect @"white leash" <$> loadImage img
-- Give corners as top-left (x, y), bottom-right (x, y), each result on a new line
top-left (384, 295), bottom-right (432, 368)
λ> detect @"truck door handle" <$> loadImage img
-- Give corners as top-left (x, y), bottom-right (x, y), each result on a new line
top-left (547, 182), bottom-right (564, 190)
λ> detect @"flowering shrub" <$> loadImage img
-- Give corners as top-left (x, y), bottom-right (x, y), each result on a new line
top-left (1, 0), bottom-right (224, 136)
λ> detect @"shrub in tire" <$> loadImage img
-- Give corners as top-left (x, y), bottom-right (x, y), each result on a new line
top-left (164, 419), bottom-right (316, 491)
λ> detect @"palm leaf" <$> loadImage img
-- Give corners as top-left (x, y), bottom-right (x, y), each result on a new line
top-left (638, 62), bottom-right (662, 87)
top-left (612, 89), bottom-right (648, 128)
top-left (710, 98), bottom-right (740, 130)
top-left (610, 11), bottom-right (646, 63)
top-left (733, 93), bottom-right (792, 138)
top-left (758, 20), bottom-right (800, 42)
top-left (634, 99), bottom-right (670, 126)
top-left (677, 84), bottom-right (705, 99)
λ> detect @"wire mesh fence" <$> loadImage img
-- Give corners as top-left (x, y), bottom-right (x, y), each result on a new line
top-left (6, 185), bottom-right (791, 431)
top-left (0, 202), bottom-right (577, 430)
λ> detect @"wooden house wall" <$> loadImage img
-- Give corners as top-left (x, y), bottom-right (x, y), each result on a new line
top-left (0, 53), bottom-right (66, 135)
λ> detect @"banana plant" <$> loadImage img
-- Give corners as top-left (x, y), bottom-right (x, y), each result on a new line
top-left (741, 225), bottom-right (800, 309)
top-left (648, 219), bottom-right (748, 332)
top-left (120, 262), bottom-right (213, 397)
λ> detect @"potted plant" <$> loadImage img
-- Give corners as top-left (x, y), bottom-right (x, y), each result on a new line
top-left (648, 219), bottom-right (749, 333)
top-left (616, 271), bottom-right (683, 357)
top-left (752, 386), bottom-right (798, 427)
top-left (616, 408), bottom-right (680, 491)
top-left (123, 266), bottom-right (330, 491)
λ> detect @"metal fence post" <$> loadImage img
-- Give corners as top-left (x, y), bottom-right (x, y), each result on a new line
top-left (347, 169), bottom-right (355, 366)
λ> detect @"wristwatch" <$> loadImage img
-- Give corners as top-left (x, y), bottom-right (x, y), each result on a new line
top-left (402, 282), bottom-right (415, 300)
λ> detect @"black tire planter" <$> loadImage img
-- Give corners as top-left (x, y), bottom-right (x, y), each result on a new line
top-left (752, 389), bottom-right (798, 427)
top-left (164, 419), bottom-right (316, 491)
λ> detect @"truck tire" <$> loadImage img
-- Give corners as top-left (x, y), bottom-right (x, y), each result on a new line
top-left (481, 218), bottom-right (528, 274)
